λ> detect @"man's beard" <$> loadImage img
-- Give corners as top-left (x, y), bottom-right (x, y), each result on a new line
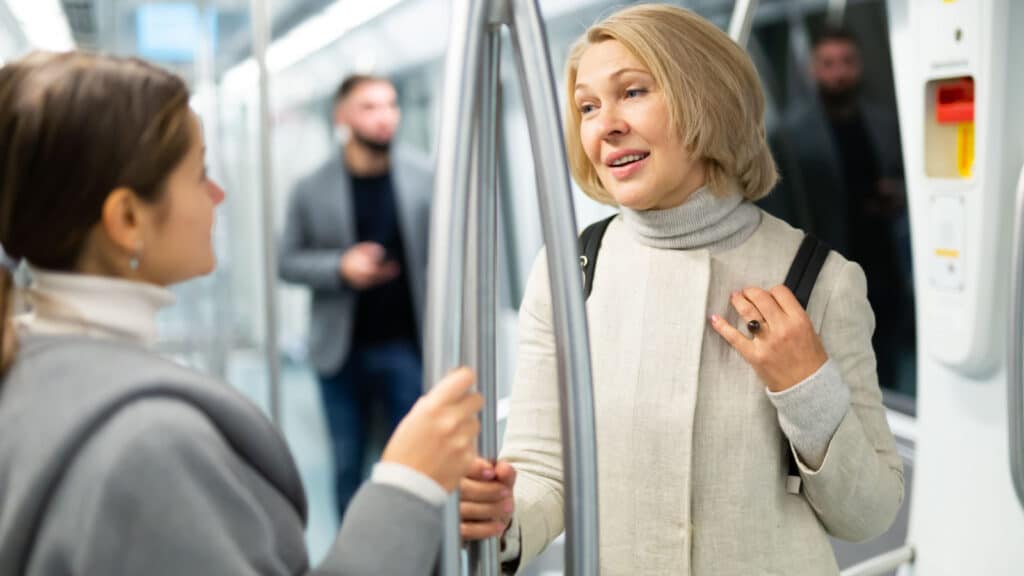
top-left (351, 129), bottom-right (392, 154)
top-left (818, 83), bottom-right (860, 114)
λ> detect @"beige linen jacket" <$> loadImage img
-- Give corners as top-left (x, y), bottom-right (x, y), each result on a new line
top-left (500, 212), bottom-right (904, 575)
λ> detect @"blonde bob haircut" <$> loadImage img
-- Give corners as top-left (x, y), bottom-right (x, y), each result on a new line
top-left (565, 4), bottom-right (778, 205)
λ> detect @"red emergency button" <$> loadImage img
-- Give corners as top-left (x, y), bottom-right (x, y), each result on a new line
top-left (936, 78), bottom-right (974, 124)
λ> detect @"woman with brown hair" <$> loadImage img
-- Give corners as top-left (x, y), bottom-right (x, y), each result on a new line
top-left (459, 4), bottom-right (904, 574)
top-left (0, 51), bottom-right (479, 575)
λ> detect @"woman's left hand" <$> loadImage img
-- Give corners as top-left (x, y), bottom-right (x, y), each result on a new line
top-left (709, 286), bottom-right (829, 393)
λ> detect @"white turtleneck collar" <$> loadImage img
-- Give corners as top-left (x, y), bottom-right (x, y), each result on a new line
top-left (14, 266), bottom-right (176, 347)
top-left (619, 181), bottom-right (762, 252)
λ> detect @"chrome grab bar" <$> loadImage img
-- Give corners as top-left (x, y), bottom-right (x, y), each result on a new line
top-left (248, 0), bottom-right (283, 425)
top-left (728, 0), bottom-right (759, 47)
top-left (508, 0), bottom-right (600, 572)
top-left (1009, 162), bottom-right (1024, 511)
top-left (425, 0), bottom-right (487, 573)
top-left (839, 545), bottom-right (914, 576)
top-left (429, 0), bottom-right (600, 574)
top-left (466, 25), bottom-right (502, 576)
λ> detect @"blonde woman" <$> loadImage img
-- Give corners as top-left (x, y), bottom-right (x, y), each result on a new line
top-left (459, 4), bottom-right (904, 574)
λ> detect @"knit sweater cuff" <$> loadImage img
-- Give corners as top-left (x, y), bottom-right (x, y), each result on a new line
top-left (371, 462), bottom-right (447, 507)
top-left (766, 359), bottom-right (850, 470)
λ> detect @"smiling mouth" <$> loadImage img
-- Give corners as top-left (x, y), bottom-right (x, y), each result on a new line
top-left (608, 152), bottom-right (650, 168)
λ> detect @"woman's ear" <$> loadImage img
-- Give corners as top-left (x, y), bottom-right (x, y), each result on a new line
top-left (100, 187), bottom-right (145, 255)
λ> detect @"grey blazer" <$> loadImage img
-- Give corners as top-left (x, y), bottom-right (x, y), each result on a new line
top-left (0, 336), bottom-right (441, 575)
top-left (278, 149), bottom-right (433, 375)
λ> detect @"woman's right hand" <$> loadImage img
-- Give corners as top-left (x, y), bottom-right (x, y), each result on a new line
top-left (381, 367), bottom-right (483, 492)
top-left (459, 458), bottom-right (517, 540)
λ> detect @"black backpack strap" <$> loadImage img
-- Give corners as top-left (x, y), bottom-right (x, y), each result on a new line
top-left (579, 215), bottom-right (616, 299)
top-left (784, 234), bottom-right (831, 308)
top-left (781, 233), bottom-right (830, 495)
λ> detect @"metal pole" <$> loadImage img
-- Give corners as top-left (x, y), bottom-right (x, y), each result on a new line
top-left (838, 545), bottom-right (914, 576)
top-left (248, 0), bottom-right (282, 425)
top-left (1008, 164), bottom-right (1024, 511)
top-left (826, 0), bottom-right (848, 28)
top-left (728, 0), bottom-right (759, 47)
top-left (196, 0), bottom-right (230, 382)
top-left (427, 0), bottom-right (488, 573)
top-left (468, 25), bottom-right (503, 576)
top-left (508, 0), bottom-right (600, 573)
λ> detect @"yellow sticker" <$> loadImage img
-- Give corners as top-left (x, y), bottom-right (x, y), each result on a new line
top-left (957, 122), bottom-right (974, 178)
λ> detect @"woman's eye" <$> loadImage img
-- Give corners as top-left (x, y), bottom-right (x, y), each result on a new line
top-left (579, 103), bottom-right (595, 114)
top-left (625, 88), bottom-right (647, 99)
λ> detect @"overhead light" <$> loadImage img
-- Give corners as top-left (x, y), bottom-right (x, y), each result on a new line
top-left (267, 0), bottom-right (402, 73)
top-left (5, 0), bottom-right (76, 51)
top-left (222, 0), bottom-right (402, 90)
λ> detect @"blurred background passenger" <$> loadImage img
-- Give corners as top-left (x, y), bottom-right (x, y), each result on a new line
top-left (279, 75), bottom-right (432, 520)
top-left (0, 51), bottom-right (477, 576)
top-left (760, 26), bottom-right (912, 394)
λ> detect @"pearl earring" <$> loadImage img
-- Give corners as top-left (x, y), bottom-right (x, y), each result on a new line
top-left (129, 243), bottom-right (143, 271)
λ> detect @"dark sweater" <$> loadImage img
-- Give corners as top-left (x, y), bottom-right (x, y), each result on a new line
top-left (350, 172), bottom-right (418, 346)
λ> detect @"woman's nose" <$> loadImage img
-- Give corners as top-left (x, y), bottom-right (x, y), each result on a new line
top-left (209, 180), bottom-right (226, 205)
top-left (598, 107), bottom-right (628, 138)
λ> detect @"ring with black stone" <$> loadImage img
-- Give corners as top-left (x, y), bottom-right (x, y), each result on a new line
top-left (747, 319), bottom-right (761, 334)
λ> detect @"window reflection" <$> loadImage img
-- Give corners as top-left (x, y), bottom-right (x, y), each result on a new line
top-left (755, 3), bottom-right (916, 409)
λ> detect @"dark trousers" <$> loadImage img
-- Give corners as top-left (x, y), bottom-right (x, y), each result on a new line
top-left (318, 339), bottom-right (422, 518)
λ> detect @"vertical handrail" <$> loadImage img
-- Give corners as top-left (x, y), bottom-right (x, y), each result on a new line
top-left (467, 26), bottom-right (503, 576)
top-left (248, 0), bottom-right (282, 425)
top-left (826, 0), bottom-right (849, 28)
top-left (427, 0), bottom-right (488, 574)
top-left (838, 545), bottom-right (914, 576)
top-left (728, 0), bottom-right (759, 47)
top-left (1009, 163), bottom-right (1024, 511)
top-left (508, 0), bottom-right (600, 573)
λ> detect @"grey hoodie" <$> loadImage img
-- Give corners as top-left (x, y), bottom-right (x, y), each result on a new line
top-left (0, 335), bottom-right (441, 575)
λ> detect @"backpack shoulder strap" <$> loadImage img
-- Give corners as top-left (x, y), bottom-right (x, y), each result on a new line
top-left (579, 214), bottom-right (616, 299)
top-left (784, 234), bottom-right (830, 308)
top-left (781, 233), bottom-right (831, 495)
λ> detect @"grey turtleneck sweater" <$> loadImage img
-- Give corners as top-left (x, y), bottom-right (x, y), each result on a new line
top-left (619, 183), bottom-right (763, 252)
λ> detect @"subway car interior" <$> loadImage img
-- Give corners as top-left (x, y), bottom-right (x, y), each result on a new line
top-left (0, 0), bottom-right (1021, 574)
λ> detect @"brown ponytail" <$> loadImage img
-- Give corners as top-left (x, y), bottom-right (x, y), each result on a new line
top-left (0, 51), bottom-right (192, 375)
top-left (0, 268), bottom-right (14, 373)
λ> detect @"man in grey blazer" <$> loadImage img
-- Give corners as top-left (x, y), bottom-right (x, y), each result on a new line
top-left (279, 75), bottom-right (432, 519)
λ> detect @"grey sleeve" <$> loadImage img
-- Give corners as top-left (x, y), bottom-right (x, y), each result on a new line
top-left (317, 482), bottom-right (443, 576)
top-left (796, 260), bottom-right (905, 542)
top-left (278, 183), bottom-right (348, 290)
top-left (767, 359), bottom-right (850, 469)
top-left (37, 398), bottom-right (441, 576)
top-left (36, 399), bottom-right (310, 576)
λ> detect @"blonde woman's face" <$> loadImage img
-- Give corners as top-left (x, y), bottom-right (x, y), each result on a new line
top-left (574, 40), bottom-right (705, 210)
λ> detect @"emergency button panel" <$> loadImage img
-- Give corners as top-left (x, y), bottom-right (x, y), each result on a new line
top-left (926, 76), bottom-right (975, 180)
